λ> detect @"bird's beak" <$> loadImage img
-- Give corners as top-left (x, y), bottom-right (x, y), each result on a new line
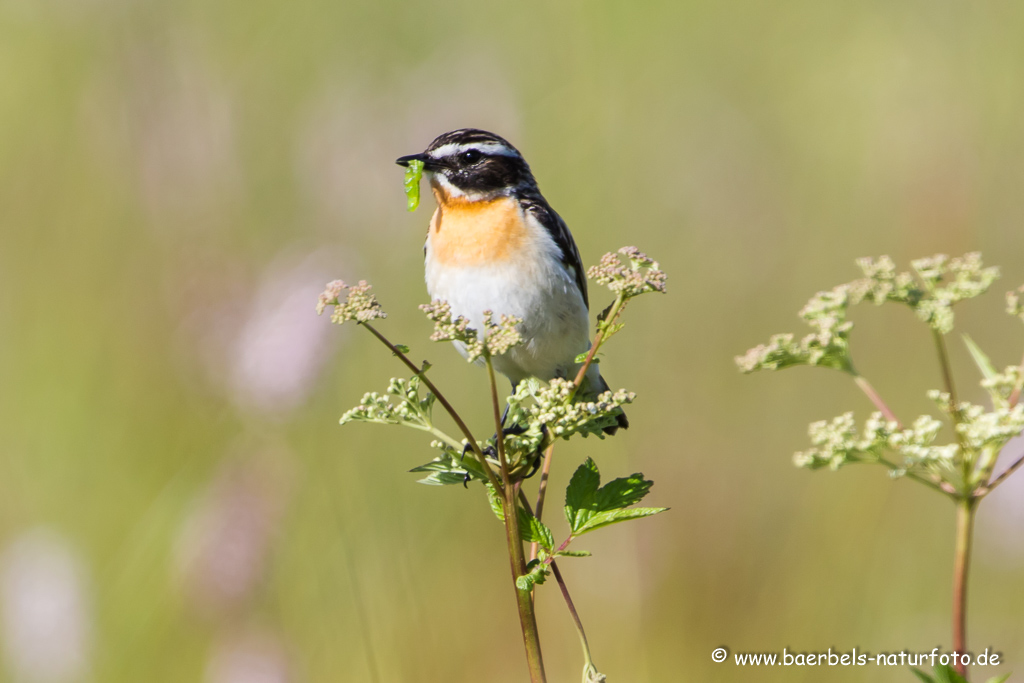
top-left (396, 153), bottom-right (429, 168)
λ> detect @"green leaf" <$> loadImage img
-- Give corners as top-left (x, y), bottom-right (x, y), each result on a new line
top-left (565, 458), bottom-right (666, 535)
top-left (932, 664), bottom-right (968, 683)
top-left (517, 506), bottom-right (555, 551)
top-left (574, 352), bottom-right (599, 364)
top-left (984, 674), bottom-right (1011, 683)
top-left (910, 668), bottom-right (934, 683)
top-left (595, 473), bottom-right (654, 511)
top-left (393, 344), bottom-right (410, 354)
top-left (486, 484), bottom-right (505, 521)
top-left (515, 560), bottom-right (549, 591)
top-left (576, 506), bottom-right (667, 534)
top-left (415, 471), bottom-right (471, 486)
top-left (554, 549), bottom-right (591, 558)
top-left (963, 334), bottom-right (997, 382)
top-left (565, 458), bottom-right (601, 533)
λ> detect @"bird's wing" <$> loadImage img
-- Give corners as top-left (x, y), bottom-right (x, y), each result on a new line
top-left (522, 198), bottom-right (589, 310)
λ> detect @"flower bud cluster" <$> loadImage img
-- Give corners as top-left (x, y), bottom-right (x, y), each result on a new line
top-left (419, 301), bottom-right (522, 361)
top-left (794, 411), bottom-right (958, 473)
top-left (954, 402), bottom-right (1024, 452)
top-left (1009, 285), bottom-right (1024, 322)
top-left (527, 378), bottom-right (634, 439)
top-left (736, 286), bottom-right (853, 373)
top-left (316, 280), bottom-right (387, 324)
top-left (587, 247), bottom-right (667, 298)
top-left (340, 376), bottom-right (433, 428)
top-left (981, 365), bottom-right (1023, 404)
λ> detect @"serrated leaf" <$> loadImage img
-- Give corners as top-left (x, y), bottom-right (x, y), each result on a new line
top-left (576, 507), bottom-right (668, 535)
top-left (554, 549), bottom-right (591, 558)
top-left (518, 508), bottom-right (555, 551)
top-left (565, 458), bottom-right (601, 533)
top-left (486, 484), bottom-right (505, 521)
top-left (515, 560), bottom-right (548, 591)
top-left (963, 334), bottom-right (997, 382)
top-left (595, 473), bottom-right (653, 511)
top-left (984, 674), bottom-right (1011, 683)
top-left (910, 668), bottom-right (935, 683)
top-left (416, 471), bottom-right (470, 486)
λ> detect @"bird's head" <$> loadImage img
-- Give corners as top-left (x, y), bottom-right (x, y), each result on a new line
top-left (397, 129), bottom-right (535, 202)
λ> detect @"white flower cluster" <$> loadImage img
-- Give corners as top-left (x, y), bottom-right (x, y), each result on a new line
top-left (527, 378), bottom-right (634, 440)
top-left (316, 279), bottom-right (387, 324)
top-left (851, 253), bottom-right (999, 334)
top-left (981, 365), bottom-right (1023, 404)
top-left (736, 287), bottom-right (854, 373)
top-left (955, 402), bottom-right (1024, 452)
top-left (419, 301), bottom-right (522, 361)
top-left (1008, 285), bottom-right (1024, 322)
top-left (587, 247), bottom-right (667, 298)
top-left (340, 376), bottom-right (433, 428)
top-left (794, 411), bottom-right (958, 473)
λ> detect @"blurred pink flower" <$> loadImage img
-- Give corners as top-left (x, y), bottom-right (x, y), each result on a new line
top-left (1, 529), bottom-right (92, 683)
top-left (176, 449), bottom-right (291, 616)
top-left (227, 250), bottom-right (343, 416)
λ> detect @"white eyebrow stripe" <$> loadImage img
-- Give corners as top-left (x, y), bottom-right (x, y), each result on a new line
top-left (428, 142), bottom-right (519, 159)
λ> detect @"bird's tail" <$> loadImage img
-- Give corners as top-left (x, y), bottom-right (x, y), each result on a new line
top-left (581, 369), bottom-right (629, 436)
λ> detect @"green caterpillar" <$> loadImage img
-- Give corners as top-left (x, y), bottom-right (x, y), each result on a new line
top-left (404, 159), bottom-right (424, 212)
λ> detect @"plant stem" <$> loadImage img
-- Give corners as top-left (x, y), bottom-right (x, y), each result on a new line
top-left (570, 295), bottom-right (628, 394)
top-left (362, 322), bottom-right (502, 493)
top-left (874, 458), bottom-right (956, 497)
top-left (551, 561), bottom-right (598, 680)
top-left (531, 443), bottom-right (556, 561)
top-left (952, 497), bottom-right (976, 679)
top-left (932, 329), bottom-right (960, 409)
top-left (488, 356), bottom-right (546, 683)
top-left (852, 375), bottom-right (901, 427)
top-left (977, 450), bottom-right (1024, 497)
top-left (932, 329), bottom-right (973, 492)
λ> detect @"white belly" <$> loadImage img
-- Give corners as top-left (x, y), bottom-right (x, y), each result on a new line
top-left (424, 246), bottom-right (591, 387)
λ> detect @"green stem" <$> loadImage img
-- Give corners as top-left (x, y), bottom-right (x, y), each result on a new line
top-left (952, 497), bottom-right (976, 680)
top-left (873, 458), bottom-right (956, 497)
top-left (977, 451), bottom-right (1024, 498)
top-left (932, 329), bottom-right (973, 492)
top-left (551, 561), bottom-right (599, 682)
top-left (362, 322), bottom-right (502, 493)
top-left (530, 443), bottom-right (556, 561)
top-left (488, 356), bottom-right (546, 683)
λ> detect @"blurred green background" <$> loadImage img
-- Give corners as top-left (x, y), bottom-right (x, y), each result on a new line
top-left (2, 0), bottom-right (1023, 681)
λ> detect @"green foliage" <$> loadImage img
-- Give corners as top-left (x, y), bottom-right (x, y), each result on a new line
top-left (404, 158), bottom-right (424, 211)
top-left (564, 458), bottom-right (666, 536)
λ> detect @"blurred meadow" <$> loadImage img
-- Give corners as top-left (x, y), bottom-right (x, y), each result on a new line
top-left (2, 0), bottom-right (1024, 681)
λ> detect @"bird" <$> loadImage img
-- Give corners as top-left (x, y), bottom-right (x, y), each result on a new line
top-left (396, 128), bottom-right (627, 435)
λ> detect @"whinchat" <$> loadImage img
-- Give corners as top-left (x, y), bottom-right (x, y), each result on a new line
top-left (397, 129), bottom-right (627, 434)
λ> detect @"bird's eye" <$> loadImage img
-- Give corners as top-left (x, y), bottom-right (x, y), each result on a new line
top-left (459, 149), bottom-right (482, 165)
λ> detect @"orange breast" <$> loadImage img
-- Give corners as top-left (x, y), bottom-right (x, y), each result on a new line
top-left (429, 189), bottom-right (528, 266)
